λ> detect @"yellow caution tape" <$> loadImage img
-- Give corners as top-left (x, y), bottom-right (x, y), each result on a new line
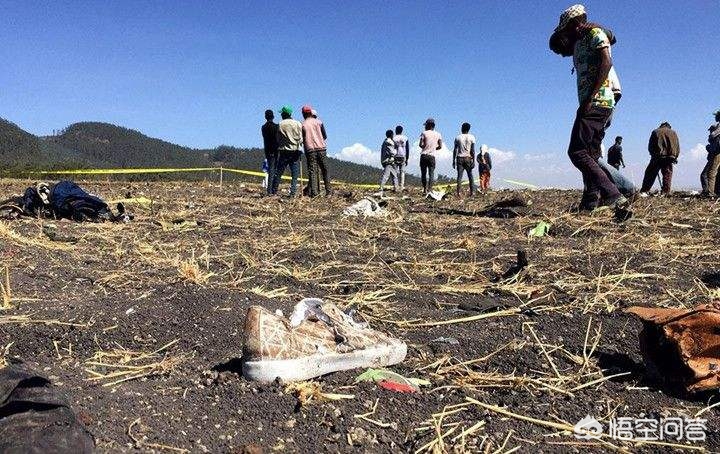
top-left (27, 166), bottom-right (379, 188)
top-left (31, 167), bottom-right (218, 175)
top-left (503, 179), bottom-right (538, 189)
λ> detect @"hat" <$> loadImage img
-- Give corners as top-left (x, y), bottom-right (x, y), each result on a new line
top-left (301, 105), bottom-right (313, 114)
top-left (279, 105), bottom-right (293, 115)
top-left (311, 109), bottom-right (318, 117)
top-left (480, 144), bottom-right (489, 153)
top-left (424, 117), bottom-right (435, 125)
top-left (714, 110), bottom-right (720, 116)
top-left (555, 4), bottom-right (586, 32)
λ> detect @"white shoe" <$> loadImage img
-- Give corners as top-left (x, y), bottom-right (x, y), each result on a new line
top-left (242, 300), bottom-right (407, 383)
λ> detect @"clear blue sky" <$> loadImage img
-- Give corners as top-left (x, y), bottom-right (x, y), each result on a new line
top-left (1, 0), bottom-right (716, 187)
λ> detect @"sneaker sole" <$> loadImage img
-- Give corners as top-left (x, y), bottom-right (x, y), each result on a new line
top-left (242, 341), bottom-right (407, 383)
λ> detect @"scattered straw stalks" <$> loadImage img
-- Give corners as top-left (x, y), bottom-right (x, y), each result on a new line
top-left (466, 397), bottom-right (707, 453)
top-left (250, 286), bottom-right (290, 299)
top-left (285, 381), bottom-right (354, 406)
top-left (413, 402), bottom-right (487, 453)
top-left (0, 342), bottom-right (12, 369)
top-left (0, 221), bottom-right (73, 250)
top-left (0, 266), bottom-right (10, 309)
top-left (85, 339), bottom-right (185, 387)
top-left (177, 252), bottom-right (214, 285)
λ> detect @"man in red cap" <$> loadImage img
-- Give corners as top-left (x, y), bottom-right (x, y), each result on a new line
top-left (301, 105), bottom-right (332, 197)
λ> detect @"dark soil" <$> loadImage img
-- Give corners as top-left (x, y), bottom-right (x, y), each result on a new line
top-left (0, 179), bottom-right (719, 453)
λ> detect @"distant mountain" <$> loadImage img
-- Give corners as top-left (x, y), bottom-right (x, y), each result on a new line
top-left (0, 118), bottom-right (93, 171)
top-left (0, 118), bottom-right (419, 185)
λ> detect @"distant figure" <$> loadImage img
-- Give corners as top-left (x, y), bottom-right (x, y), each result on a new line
top-left (477, 144), bottom-right (492, 191)
top-left (271, 106), bottom-right (303, 196)
top-left (700, 110), bottom-right (720, 197)
top-left (550, 4), bottom-right (628, 213)
top-left (419, 118), bottom-right (443, 194)
top-left (379, 130), bottom-right (399, 195)
top-left (301, 105), bottom-right (332, 197)
top-left (261, 109), bottom-right (279, 195)
top-left (393, 125), bottom-right (409, 191)
top-left (261, 158), bottom-right (269, 188)
top-left (452, 122), bottom-right (475, 197)
top-left (640, 122), bottom-right (680, 196)
top-left (607, 136), bottom-right (624, 170)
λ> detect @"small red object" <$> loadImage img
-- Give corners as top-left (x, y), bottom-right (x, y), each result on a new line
top-left (378, 380), bottom-right (417, 393)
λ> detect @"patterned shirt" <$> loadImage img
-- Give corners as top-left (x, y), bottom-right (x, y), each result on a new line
top-left (573, 28), bottom-right (616, 109)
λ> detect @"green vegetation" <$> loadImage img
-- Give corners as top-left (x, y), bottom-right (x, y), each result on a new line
top-left (0, 118), bottom-right (421, 185)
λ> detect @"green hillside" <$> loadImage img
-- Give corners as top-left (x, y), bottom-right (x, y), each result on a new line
top-left (0, 118), bottom-right (92, 171)
top-left (54, 122), bottom-right (208, 169)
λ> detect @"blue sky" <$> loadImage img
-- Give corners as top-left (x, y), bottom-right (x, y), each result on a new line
top-left (1, 0), bottom-right (717, 188)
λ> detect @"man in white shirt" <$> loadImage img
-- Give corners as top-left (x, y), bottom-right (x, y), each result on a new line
top-left (393, 125), bottom-right (409, 191)
top-left (419, 118), bottom-right (443, 194)
top-left (453, 122), bottom-right (476, 197)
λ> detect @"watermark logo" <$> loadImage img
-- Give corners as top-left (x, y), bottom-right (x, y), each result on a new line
top-left (574, 415), bottom-right (603, 440)
top-left (573, 415), bottom-right (707, 443)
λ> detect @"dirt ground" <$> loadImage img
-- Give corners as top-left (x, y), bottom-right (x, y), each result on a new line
top-left (1, 178), bottom-right (719, 453)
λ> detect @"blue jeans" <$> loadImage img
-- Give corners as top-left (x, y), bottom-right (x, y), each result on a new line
top-left (598, 158), bottom-right (635, 197)
top-left (272, 150), bottom-right (301, 195)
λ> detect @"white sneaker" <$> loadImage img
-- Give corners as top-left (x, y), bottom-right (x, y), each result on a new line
top-left (242, 300), bottom-right (407, 383)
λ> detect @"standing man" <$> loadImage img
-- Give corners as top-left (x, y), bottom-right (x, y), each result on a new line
top-left (301, 105), bottom-right (332, 197)
top-left (271, 105), bottom-right (303, 197)
top-left (419, 118), bottom-right (442, 194)
top-left (639, 122), bottom-right (680, 195)
top-left (379, 130), bottom-right (399, 195)
top-left (700, 110), bottom-right (720, 197)
top-left (607, 136), bottom-right (625, 170)
top-left (261, 109), bottom-right (279, 195)
top-left (393, 125), bottom-right (410, 191)
top-left (452, 122), bottom-right (475, 197)
top-left (477, 144), bottom-right (493, 191)
top-left (550, 4), bottom-right (628, 213)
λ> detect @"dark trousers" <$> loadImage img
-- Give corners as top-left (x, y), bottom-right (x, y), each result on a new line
top-left (420, 154), bottom-right (436, 193)
top-left (567, 106), bottom-right (621, 208)
top-left (306, 149), bottom-right (332, 197)
top-left (265, 152), bottom-right (278, 194)
top-left (272, 150), bottom-right (301, 196)
top-left (455, 156), bottom-right (475, 195)
top-left (701, 153), bottom-right (720, 195)
top-left (640, 156), bottom-right (674, 194)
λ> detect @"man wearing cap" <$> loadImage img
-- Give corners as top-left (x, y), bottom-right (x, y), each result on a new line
top-left (700, 110), bottom-right (720, 197)
top-left (393, 125), bottom-right (410, 191)
top-left (453, 122), bottom-right (476, 197)
top-left (551, 4), bottom-right (629, 213)
top-left (271, 106), bottom-right (303, 196)
top-left (419, 118), bottom-right (443, 194)
top-left (261, 109), bottom-right (279, 195)
top-left (301, 105), bottom-right (332, 197)
top-left (639, 122), bottom-right (680, 195)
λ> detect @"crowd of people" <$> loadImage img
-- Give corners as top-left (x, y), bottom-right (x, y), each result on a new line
top-left (259, 5), bottom-right (718, 207)
top-left (261, 108), bottom-right (496, 199)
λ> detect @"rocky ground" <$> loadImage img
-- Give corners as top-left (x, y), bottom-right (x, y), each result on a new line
top-left (0, 178), bottom-right (719, 453)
